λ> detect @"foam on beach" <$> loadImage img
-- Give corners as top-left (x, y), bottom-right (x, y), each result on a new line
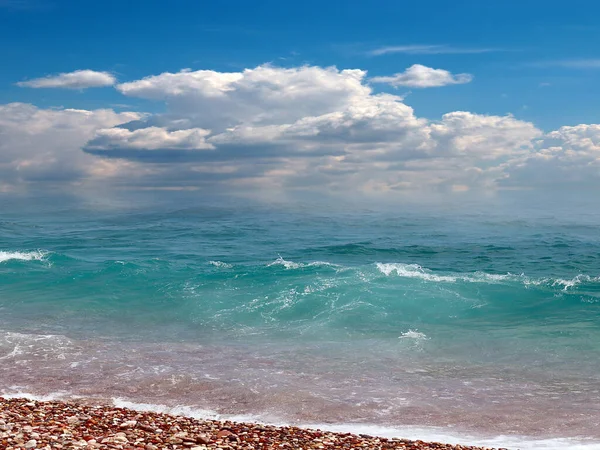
top-left (0, 396), bottom-right (499, 450)
top-left (3, 395), bottom-right (599, 450)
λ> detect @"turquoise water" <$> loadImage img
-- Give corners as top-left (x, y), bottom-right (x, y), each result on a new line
top-left (2, 200), bottom-right (600, 444)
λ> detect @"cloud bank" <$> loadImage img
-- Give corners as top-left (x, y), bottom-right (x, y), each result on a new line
top-left (3, 64), bottom-right (600, 200)
top-left (0, 103), bottom-right (141, 192)
top-left (17, 70), bottom-right (116, 89)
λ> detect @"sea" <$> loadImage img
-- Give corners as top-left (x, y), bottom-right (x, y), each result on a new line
top-left (1, 195), bottom-right (600, 449)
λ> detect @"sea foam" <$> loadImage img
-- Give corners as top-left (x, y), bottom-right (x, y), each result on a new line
top-left (267, 256), bottom-right (339, 270)
top-left (110, 398), bottom-right (600, 450)
top-left (374, 262), bottom-right (599, 291)
top-left (209, 260), bottom-right (233, 269)
top-left (0, 250), bottom-right (47, 263)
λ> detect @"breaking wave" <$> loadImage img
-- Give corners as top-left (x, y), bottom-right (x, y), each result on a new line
top-left (0, 250), bottom-right (48, 264)
top-left (267, 256), bottom-right (340, 270)
top-left (375, 262), bottom-right (599, 290)
top-left (209, 261), bottom-right (233, 269)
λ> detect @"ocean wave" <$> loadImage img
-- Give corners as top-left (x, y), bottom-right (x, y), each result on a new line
top-left (267, 256), bottom-right (340, 270)
top-left (3, 394), bottom-right (599, 450)
top-left (375, 262), bottom-right (512, 283)
top-left (0, 250), bottom-right (48, 264)
top-left (375, 262), bottom-right (599, 291)
top-left (399, 330), bottom-right (429, 341)
top-left (376, 263), bottom-right (459, 282)
top-left (0, 331), bottom-right (75, 362)
top-left (103, 398), bottom-right (600, 450)
top-left (551, 274), bottom-right (598, 290)
top-left (209, 261), bottom-right (233, 269)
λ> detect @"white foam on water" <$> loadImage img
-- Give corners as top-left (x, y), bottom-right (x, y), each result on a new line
top-left (303, 423), bottom-right (600, 450)
top-left (208, 260), bottom-right (233, 269)
top-left (0, 331), bottom-right (76, 362)
top-left (551, 274), bottom-right (598, 291)
top-left (376, 263), bottom-right (459, 282)
top-left (109, 398), bottom-right (600, 450)
top-left (0, 250), bottom-right (48, 263)
top-left (2, 393), bottom-right (599, 449)
top-left (112, 398), bottom-right (280, 425)
top-left (0, 390), bottom-right (74, 402)
top-left (268, 256), bottom-right (302, 269)
top-left (374, 262), bottom-right (600, 292)
top-left (375, 262), bottom-right (513, 283)
top-left (399, 330), bottom-right (428, 341)
top-left (376, 262), bottom-right (518, 284)
top-left (267, 256), bottom-right (339, 270)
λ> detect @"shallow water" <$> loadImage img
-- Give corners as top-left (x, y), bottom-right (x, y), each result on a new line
top-left (2, 200), bottom-right (600, 446)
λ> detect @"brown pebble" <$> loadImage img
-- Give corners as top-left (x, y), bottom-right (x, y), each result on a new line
top-left (0, 396), bottom-right (499, 450)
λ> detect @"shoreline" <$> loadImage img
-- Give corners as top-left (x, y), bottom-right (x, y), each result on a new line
top-left (0, 396), bottom-right (500, 450)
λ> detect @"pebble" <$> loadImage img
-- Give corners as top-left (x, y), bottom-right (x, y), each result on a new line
top-left (0, 396), bottom-right (502, 450)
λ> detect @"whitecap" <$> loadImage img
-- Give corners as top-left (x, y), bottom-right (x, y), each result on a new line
top-left (376, 263), bottom-right (530, 286)
top-left (375, 263), bottom-right (458, 282)
top-left (267, 256), bottom-right (339, 270)
top-left (209, 260), bottom-right (233, 269)
top-left (469, 272), bottom-right (514, 283)
top-left (551, 274), bottom-right (595, 291)
top-left (0, 331), bottom-right (75, 362)
top-left (268, 256), bottom-right (301, 269)
top-left (0, 250), bottom-right (47, 263)
top-left (399, 330), bottom-right (429, 341)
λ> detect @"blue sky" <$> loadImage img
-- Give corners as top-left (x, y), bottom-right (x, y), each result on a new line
top-left (3, 0), bottom-right (600, 128)
top-left (1, 0), bottom-right (600, 201)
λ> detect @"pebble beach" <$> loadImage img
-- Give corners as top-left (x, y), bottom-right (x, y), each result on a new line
top-left (0, 397), bottom-right (500, 450)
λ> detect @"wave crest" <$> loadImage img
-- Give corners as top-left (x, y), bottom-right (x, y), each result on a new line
top-left (375, 262), bottom-right (599, 291)
top-left (399, 330), bottom-right (429, 341)
top-left (267, 256), bottom-right (339, 270)
top-left (209, 261), bottom-right (233, 269)
top-left (376, 263), bottom-right (459, 282)
top-left (0, 250), bottom-right (48, 264)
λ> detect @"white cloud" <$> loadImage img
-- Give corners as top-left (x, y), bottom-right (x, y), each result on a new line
top-left (116, 65), bottom-right (370, 129)
top-left (17, 70), bottom-right (116, 89)
top-left (83, 65), bottom-right (571, 195)
top-left (370, 64), bottom-right (473, 88)
top-left (4, 64), bottom-right (600, 200)
top-left (502, 124), bottom-right (600, 189)
top-left (101, 64), bottom-right (535, 194)
top-left (86, 127), bottom-right (214, 151)
top-left (209, 93), bottom-right (425, 147)
top-left (0, 103), bottom-right (141, 190)
top-left (429, 112), bottom-right (541, 158)
top-left (546, 124), bottom-right (600, 151)
top-left (369, 45), bottom-right (498, 56)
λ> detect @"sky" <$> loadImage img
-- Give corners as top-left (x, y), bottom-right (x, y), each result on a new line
top-left (1, 0), bottom-right (600, 204)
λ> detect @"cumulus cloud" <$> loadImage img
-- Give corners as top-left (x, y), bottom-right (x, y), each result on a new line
top-left (17, 70), bottom-right (116, 89)
top-left (0, 103), bottom-right (141, 191)
top-left (429, 112), bottom-right (541, 158)
top-left (502, 124), bottom-right (600, 189)
top-left (116, 65), bottom-right (370, 129)
top-left (3, 63), bottom-right (600, 199)
top-left (86, 127), bottom-right (214, 151)
top-left (88, 65), bottom-right (533, 194)
top-left (370, 64), bottom-right (473, 88)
